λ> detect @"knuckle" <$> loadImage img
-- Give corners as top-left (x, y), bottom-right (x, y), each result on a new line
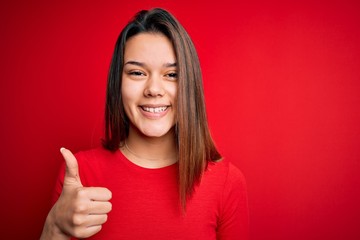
top-left (72, 215), bottom-right (84, 226)
top-left (75, 188), bottom-right (87, 198)
top-left (74, 203), bottom-right (87, 213)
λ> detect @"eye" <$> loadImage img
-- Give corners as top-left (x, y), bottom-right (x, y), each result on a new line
top-left (129, 70), bottom-right (145, 76)
top-left (127, 70), bottom-right (147, 80)
top-left (165, 72), bottom-right (178, 80)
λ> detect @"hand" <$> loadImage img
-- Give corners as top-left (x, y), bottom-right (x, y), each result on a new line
top-left (41, 148), bottom-right (112, 239)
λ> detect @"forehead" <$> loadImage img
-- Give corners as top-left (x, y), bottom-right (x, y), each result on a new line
top-left (124, 32), bottom-right (176, 64)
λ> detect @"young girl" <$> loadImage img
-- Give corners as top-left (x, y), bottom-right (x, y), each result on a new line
top-left (41, 8), bottom-right (249, 239)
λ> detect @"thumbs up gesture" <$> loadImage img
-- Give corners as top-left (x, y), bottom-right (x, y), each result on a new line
top-left (41, 148), bottom-right (112, 239)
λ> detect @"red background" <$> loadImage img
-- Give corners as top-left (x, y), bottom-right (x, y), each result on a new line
top-left (1, 0), bottom-right (359, 239)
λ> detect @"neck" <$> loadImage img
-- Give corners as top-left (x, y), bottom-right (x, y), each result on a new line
top-left (120, 126), bottom-right (177, 169)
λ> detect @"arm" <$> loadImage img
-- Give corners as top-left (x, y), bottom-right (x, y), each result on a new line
top-left (40, 148), bottom-right (112, 239)
top-left (217, 164), bottom-right (249, 240)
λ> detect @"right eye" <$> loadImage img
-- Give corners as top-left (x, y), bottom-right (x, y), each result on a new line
top-left (129, 71), bottom-right (145, 76)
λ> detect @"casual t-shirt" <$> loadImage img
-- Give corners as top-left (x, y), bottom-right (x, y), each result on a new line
top-left (53, 147), bottom-right (249, 239)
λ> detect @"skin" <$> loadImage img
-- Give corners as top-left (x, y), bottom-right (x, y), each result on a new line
top-left (121, 32), bottom-right (178, 169)
top-left (40, 32), bottom-right (178, 239)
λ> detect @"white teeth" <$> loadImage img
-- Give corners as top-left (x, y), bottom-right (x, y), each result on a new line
top-left (143, 106), bottom-right (167, 113)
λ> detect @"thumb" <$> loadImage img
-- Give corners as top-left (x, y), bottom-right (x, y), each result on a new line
top-left (61, 147), bottom-right (82, 186)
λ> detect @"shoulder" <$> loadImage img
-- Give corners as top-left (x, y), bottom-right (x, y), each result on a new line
top-left (227, 162), bottom-right (247, 189)
top-left (206, 158), bottom-right (248, 206)
top-left (212, 159), bottom-right (249, 239)
top-left (73, 146), bottom-right (120, 168)
top-left (73, 147), bottom-right (120, 184)
top-left (206, 158), bottom-right (247, 187)
top-left (199, 158), bottom-right (248, 205)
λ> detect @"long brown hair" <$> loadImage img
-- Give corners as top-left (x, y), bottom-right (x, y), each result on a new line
top-left (103, 8), bottom-right (222, 210)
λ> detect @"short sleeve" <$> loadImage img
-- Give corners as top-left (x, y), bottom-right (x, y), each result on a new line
top-left (217, 163), bottom-right (249, 240)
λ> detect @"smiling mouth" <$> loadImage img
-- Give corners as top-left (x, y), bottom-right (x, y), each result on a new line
top-left (141, 106), bottom-right (169, 113)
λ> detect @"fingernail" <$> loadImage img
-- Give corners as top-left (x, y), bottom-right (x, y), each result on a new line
top-left (60, 147), bottom-right (66, 153)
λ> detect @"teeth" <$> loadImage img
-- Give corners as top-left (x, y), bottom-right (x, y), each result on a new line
top-left (143, 106), bottom-right (167, 113)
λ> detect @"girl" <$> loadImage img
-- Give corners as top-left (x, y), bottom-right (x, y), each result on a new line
top-left (41, 8), bottom-right (249, 239)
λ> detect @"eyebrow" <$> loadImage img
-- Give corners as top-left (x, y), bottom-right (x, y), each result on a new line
top-left (124, 61), bottom-right (177, 68)
top-left (124, 61), bottom-right (144, 67)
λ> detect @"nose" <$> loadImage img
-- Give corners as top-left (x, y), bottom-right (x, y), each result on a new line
top-left (143, 74), bottom-right (165, 97)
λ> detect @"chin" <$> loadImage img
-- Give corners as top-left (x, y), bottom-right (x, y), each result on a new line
top-left (142, 130), bottom-right (171, 138)
top-left (141, 126), bottom-right (175, 138)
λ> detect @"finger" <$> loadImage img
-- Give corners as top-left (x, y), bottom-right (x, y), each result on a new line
top-left (73, 214), bottom-right (109, 227)
top-left (72, 225), bottom-right (102, 239)
top-left (83, 225), bottom-right (102, 238)
top-left (86, 187), bottom-right (112, 201)
top-left (61, 147), bottom-right (82, 185)
top-left (88, 201), bottom-right (112, 214)
top-left (86, 214), bottom-right (109, 227)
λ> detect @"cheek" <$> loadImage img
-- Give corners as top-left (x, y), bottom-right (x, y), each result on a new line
top-left (121, 83), bottom-right (135, 115)
top-left (168, 85), bottom-right (178, 118)
top-left (121, 79), bottom-right (140, 103)
top-left (167, 84), bottom-right (178, 103)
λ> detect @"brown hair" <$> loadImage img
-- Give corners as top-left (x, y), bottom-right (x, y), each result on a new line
top-left (102, 8), bottom-right (222, 210)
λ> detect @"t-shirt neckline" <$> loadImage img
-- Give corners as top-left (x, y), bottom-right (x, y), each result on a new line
top-left (116, 148), bottom-right (178, 172)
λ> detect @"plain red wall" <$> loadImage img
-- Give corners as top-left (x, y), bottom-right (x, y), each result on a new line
top-left (1, 0), bottom-right (359, 239)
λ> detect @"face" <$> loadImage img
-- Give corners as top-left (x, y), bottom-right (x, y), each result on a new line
top-left (121, 32), bottom-right (177, 138)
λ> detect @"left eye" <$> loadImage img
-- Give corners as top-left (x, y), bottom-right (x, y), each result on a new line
top-left (166, 72), bottom-right (178, 79)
